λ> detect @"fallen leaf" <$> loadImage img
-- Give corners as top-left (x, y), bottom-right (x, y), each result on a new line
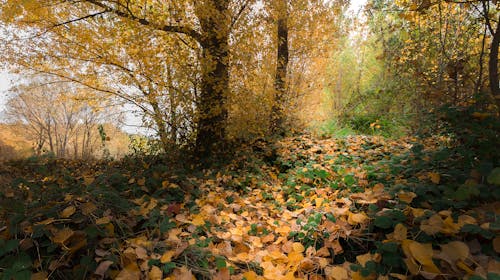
top-left (52, 227), bottom-right (74, 244)
top-left (404, 240), bottom-right (441, 274)
top-left (81, 202), bottom-right (97, 215)
top-left (292, 242), bottom-right (305, 253)
top-left (428, 172), bottom-right (440, 184)
top-left (170, 266), bottom-right (195, 280)
top-left (438, 241), bottom-right (469, 265)
top-left (31, 271), bottom-right (48, 280)
top-left (493, 236), bottom-right (500, 253)
top-left (214, 267), bottom-right (230, 280)
top-left (148, 266), bottom-right (163, 280)
top-left (324, 266), bottom-right (349, 280)
top-left (161, 251), bottom-right (175, 263)
top-left (60, 206), bottom-right (76, 218)
top-left (96, 216), bottom-right (111, 225)
top-left (393, 223), bottom-right (407, 241)
top-left (398, 191), bottom-right (417, 204)
top-left (94, 260), bottom-right (114, 278)
top-left (115, 262), bottom-right (140, 280)
top-left (348, 212), bottom-right (368, 225)
top-left (242, 271), bottom-right (259, 280)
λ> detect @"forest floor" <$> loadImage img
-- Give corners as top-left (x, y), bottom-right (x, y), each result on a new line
top-left (0, 134), bottom-right (499, 280)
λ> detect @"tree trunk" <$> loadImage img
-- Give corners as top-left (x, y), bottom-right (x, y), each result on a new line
top-left (195, 0), bottom-right (230, 155)
top-left (489, 13), bottom-right (500, 109)
top-left (270, 0), bottom-right (289, 135)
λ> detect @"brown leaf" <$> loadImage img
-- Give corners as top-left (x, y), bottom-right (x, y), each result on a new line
top-left (31, 271), bottom-right (48, 280)
top-left (81, 202), bottom-right (97, 215)
top-left (214, 268), bottom-right (230, 280)
top-left (171, 266), bottom-right (195, 280)
top-left (94, 260), bottom-right (114, 278)
top-left (52, 227), bottom-right (74, 244)
top-left (493, 237), bottom-right (500, 253)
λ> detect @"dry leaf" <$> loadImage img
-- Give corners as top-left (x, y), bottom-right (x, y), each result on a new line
top-left (31, 271), bottom-right (48, 280)
top-left (393, 223), bottom-right (407, 241)
top-left (94, 260), bottom-right (114, 278)
top-left (81, 202), bottom-right (97, 215)
top-left (171, 266), bottom-right (195, 280)
top-left (148, 266), bottom-right (163, 280)
top-left (52, 227), bottom-right (74, 244)
top-left (60, 206), bottom-right (76, 218)
top-left (115, 262), bottom-right (141, 280)
top-left (428, 172), bottom-right (440, 184)
top-left (96, 216), bottom-right (111, 225)
top-left (214, 268), bottom-right (230, 280)
top-left (348, 212), bottom-right (368, 225)
top-left (398, 191), bottom-right (417, 204)
top-left (161, 251), bottom-right (175, 263)
top-left (324, 266), bottom-right (349, 280)
top-left (438, 241), bottom-right (469, 264)
top-left (493, 236), bottom-right (500, 253)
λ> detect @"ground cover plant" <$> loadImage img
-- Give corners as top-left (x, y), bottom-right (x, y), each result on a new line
top-left (0, 108), bottom-right (499, 280)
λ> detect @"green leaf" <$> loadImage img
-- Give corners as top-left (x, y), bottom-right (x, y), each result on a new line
top-left (215, 256), bottom-right (226, 269)
top-left (487, 168), bottom-right (500, 185)
top-left (374, 216), bottom-right (393, 229)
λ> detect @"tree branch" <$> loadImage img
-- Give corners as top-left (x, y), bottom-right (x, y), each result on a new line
top-left (84, 0), bottom-right (203, 44)
top-left (52, 10), bottom-right (108, 28)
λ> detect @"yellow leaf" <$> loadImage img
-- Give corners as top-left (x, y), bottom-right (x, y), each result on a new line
top-left (191, 214), bottom-right (205, 226)
top-left (96, 217), bottom-right (111, 225)
top-left (348, 212), bottom-right (368, 225)
top-left (356, 253), bottom-right (373, 267)
top-left (52, 227), bottom-right (74, 244)
top-left (324, 266), bottom-right (349, 280)
top-left (398, 191), bottom-right (416, 204)
top-left (83, 175), bottom-right (94, 186)
top-left (420, 214), bottom-right (443, 235)
top-left (393, 223), bottom-right (407, 241)
top-left (115, 262), bottom-right (141, 280)
top-left (457, 260), bottom-right (475, 274)
top-left (161, 251), bottom-right (175, 263)
top-left (406, 240), bottom-right (441, 273)
top-left (242, 271), bottom-right (259, 280)
top-left (287, 251), bottom-right (304, 264)
top-left (428, 172), bottom-right (440, 184)
top-left (148, 265), bottom-right (163, 280)
top-left (60, 206), bottom-right (76, 218)
top-left (292, 242), bottom-right (305, 253)
top-left (35, 217), bottom-right (55, 225)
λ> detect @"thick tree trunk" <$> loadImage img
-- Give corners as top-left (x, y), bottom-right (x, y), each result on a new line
top-left (489, 14), bottom-right (500, 109)
top-left (270, 0), bottom-right (289, 135)
top-left (195, 0), bottom-right (230, 155)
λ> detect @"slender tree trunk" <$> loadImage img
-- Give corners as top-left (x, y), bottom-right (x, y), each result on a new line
top-left (195, 0), bottom-right (230, 155)
top-left (489, 13), bottom-right (500, 109)
top-left (270, 0), bottom-right (289, 135)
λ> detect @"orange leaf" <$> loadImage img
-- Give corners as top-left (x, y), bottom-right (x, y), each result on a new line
top-left (115, 262), bottom-right (140, 280)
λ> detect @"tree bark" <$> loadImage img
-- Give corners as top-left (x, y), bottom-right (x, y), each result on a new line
top-left (195, 0), bottom-right (231, 155)
top-left (270, 0), bottom-right (289, 135)
top-left (489, 13), bottom-right (500, 109)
